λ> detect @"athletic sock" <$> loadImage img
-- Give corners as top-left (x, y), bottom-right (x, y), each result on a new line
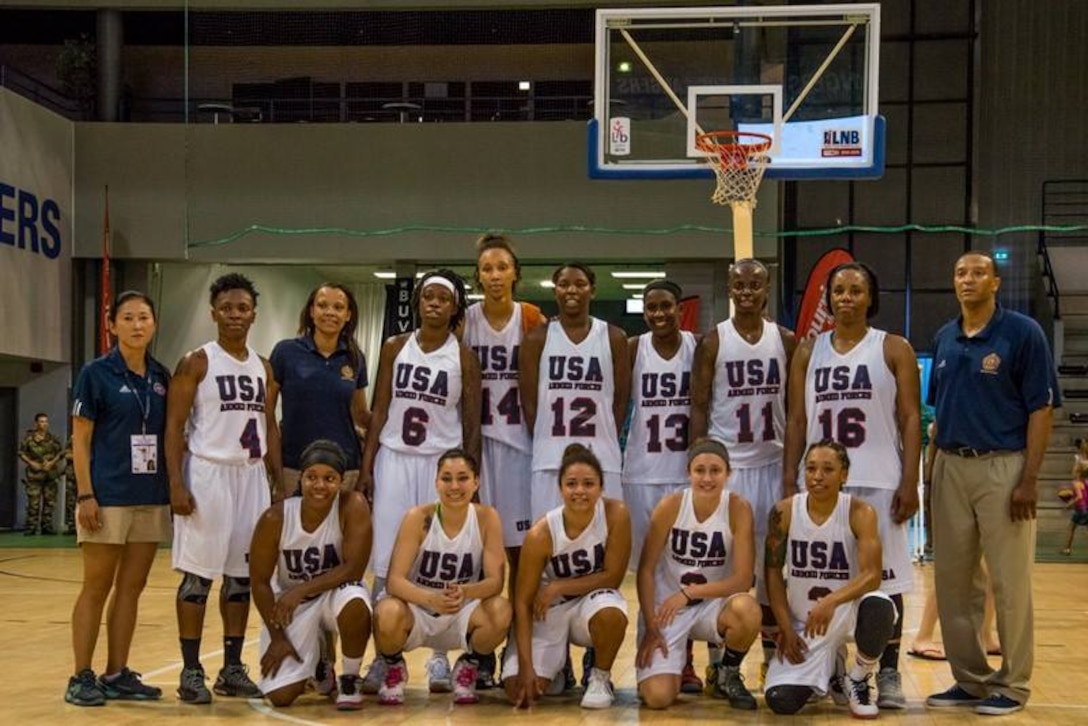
top-left (180, 638), bottom-right (202, 669)
top-left (224, 636), bottom-right (244, 667)
top-left (382, 651), bottom-right (404, 666)
top-left (879, 641), bottom-right (900, 672)
top-left (850, 653), bottom-right (879, 681)
top-left (342, 656), bottom-right (363, 677)
top-left (707, 644), bottom-right (723, 666)
top-left (722, 646), bottom-right (748, 668)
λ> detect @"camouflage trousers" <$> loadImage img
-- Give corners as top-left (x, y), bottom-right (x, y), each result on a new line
top-left (24, 477), bottom-right (58, 533)
top-left (64, 474), bottom-right (76, 532)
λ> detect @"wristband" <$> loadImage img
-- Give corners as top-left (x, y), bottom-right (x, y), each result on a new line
top-left (681, 588), bottom-right (693, 604)
top-left (77, 493), bottom-right (96, 503)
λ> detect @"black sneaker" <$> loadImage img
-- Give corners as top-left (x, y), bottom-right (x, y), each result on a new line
top-left (99, 668), bottom-right (162, 700)
top-left (65, 669), bottom-right (106, 707)
top-left (214, 663), bottom-right (262, 698)
top-left (717, 665), bottom-right (758, 710)
top-left (178, 665), bottom-right (212, 704)
top-left (475, 652), bottom-right (497, 690)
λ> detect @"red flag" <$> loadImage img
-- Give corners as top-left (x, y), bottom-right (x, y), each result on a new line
top-left (99, 186), bottom-right (112, 355)
top-left (795, 248), bottom-right (854, 341)
top-left (677, 295), bottom-right (700, 333)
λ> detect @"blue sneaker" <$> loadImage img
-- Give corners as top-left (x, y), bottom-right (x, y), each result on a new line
top-left (926, 685), bottom-right (984, 708)
top-left (975, 693), bottom-right (1024, 716)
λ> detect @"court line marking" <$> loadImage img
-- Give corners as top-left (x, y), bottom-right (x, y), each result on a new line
top-left (248, 699), bottom-right (330, 725)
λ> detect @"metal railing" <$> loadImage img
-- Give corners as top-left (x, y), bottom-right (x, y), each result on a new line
top-left (130, 93), bottom-right (594, 124)
top-left (0, 65), bottom-right (84, 119)
top-left (1038, 179), bottom-right (1088, 321)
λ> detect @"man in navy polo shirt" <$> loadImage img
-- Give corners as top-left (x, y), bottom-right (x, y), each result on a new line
top-left (925, 252), bottom-right (1059, 717)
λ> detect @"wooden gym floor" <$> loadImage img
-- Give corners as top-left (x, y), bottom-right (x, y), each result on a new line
top-left (1, 547), bottom-right (1085, 725)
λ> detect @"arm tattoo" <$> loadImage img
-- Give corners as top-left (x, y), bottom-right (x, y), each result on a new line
top-left (765, 506), bottom-right (788, 569)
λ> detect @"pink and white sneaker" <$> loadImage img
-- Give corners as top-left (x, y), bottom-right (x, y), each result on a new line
top-left (378, 659), bottom-right (408, 706)
top-left (451, 656), bottom-right (479, 705)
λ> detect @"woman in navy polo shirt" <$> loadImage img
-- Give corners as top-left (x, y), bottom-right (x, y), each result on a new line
top-left (269, 283), bottom-right (371, 498)
top-left (65, 290), bottom-right (171, 707)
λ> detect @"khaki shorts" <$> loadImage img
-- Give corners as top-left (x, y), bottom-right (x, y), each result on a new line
top-left (283, 468), bottom-right (360, 495)
top-left (78, 505), bottom-right (172, 545)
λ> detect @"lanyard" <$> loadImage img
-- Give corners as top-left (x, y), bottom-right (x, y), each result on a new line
top-left (123, 370), bottom-right (152, 435)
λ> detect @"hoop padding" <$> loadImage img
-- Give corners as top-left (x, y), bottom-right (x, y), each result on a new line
top-left (696, 131), bottom-right (773, 207)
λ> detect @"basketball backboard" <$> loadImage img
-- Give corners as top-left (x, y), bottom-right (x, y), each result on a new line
top-left (590, 4), bottom-right (884, 180)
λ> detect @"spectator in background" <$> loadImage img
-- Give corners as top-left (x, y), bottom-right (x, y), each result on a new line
top-left (63, 436), bottom-right (76, 535)
top-left (19, 412), bottom-right (64, 535)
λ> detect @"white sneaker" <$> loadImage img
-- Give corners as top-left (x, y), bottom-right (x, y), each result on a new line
top-left (427, 653), bottom-right (452, 694)
top-left (335, 674), bottom-right (363, 711)
top-left (378, 659), bottom-right (408, 706)
top-left (360, 658), bottom-right (386, 696)
top-left (846, 671), bottom-right (879, 719)
top-left (580, 668), bottom-right (614, 709)
top-left (451, 655), bottom-right (479, 705)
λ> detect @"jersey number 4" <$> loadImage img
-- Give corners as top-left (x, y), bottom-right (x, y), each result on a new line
top-left (239, 418), bottom-right (262, 459)
top-left (481, 387), bottom-right (521, 426)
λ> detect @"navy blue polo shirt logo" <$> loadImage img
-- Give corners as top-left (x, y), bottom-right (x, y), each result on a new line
top-left (981, 352), bottom-right (1001, 375)
top-left (153, 382), bottom-right (166, 396)
top-left (340, 365), bottom-right (354, 380)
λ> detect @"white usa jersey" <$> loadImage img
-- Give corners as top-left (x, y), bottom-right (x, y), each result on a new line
top-left (407, 503), bottom-right (484, 591)
top-left (542, 498), bottom-right (608, 603)
top-left (805, 329), bottom-right (901, 490)
top-left (709, 319), bottom-right (787, 468)
top-left (275, 495), bottom-right (346, 599)
top-left (784, 492), bottom-right (857, 628)
top-left (533, 318), bottom-right (621, 472)
top-left (462, 304), bottom-right (530, 452)
top-left (380, 333), bottom-right (463, 455)
top-left (623, 332), bottom-right (696, 484)
top-left (187, 342), bottom-right (268, 465)
top-left (655, 488), bottom-right (734, 608)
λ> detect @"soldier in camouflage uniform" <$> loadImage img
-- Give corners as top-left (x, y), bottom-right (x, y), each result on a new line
top-left (18, 413), bottom-right (64, 535)
top-left (64, 436), bottom-right (76, 535)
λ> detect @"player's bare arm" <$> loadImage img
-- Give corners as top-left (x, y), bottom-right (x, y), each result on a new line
top-left (459, 343), bottom-right (483, 467)
top-left (459, 505), bottom-right (506, 601)
top-left (764, 499), bottom-right (805, 663)
top-left (165, 349), bottom-right (207, 516)
top-left (260, 356), bottom-right (285, 499)
top-left (544, 498), bottom-right (631, 604)
top-left (886, 335), bottom-right (921, 523)
top-left (635, 493), bottom-right (681, 667)
top-left (689, 330), bottom-right (720, 440)
top-left (385, 505), bottom-right (457, 612)
top-left (608, 324), bottom-right (631, 437)
top-left (511, 522), bottom-right (552, 706)
top-left (518, 325), bottom-right (546, 437)
top-left (782, 339), bottom-right (813, 497)
top-left (359, 335), bottom-right (408, 497)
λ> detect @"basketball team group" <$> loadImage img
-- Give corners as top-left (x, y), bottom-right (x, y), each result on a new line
top-left (64, 235), bottom-right (1059, 719)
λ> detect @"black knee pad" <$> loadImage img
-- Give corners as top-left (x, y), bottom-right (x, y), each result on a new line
top-left (855, 594), bottom-right (897, 657)
top-left (765, 685), bottom-right (813, 715)
top-left (178, 572), bottom-right (212, 604)
top-left (222, 576), bottom-right (251, 603)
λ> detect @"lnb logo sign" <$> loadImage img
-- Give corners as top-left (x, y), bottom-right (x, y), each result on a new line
top-left (821, 128), bottom-right (862, 158)
top-left (609, 116), bottom-right (631, 156)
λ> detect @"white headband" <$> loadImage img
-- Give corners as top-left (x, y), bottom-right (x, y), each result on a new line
top-left (421, 275), bottom-right (458, 302)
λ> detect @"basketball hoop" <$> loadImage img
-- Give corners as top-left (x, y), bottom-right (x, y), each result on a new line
top-left (695, 130), bottom-right (773, 208)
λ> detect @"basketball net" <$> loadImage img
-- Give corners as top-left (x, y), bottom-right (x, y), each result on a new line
top-left (696, 131), bottom-right (772, 260)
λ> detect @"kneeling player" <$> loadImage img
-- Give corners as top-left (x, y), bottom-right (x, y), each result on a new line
top-left (504, 444), bottom-right (631, 710)
top-left (763, 440), bottom-right (898, 719)
top-left (373, 449), bottom-right (510, 706)
top-left (635, 438), bottom-right (761, 710)
top-left (249, 440), bottom-right (374, 710)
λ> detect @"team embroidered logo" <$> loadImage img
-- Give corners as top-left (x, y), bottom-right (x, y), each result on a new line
top-left (981, 352), bottom-right (1001, 374)
top-left (340, 365), bottom-right (354, 381)
top-left (153, 382), bottom-right (166, 396)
